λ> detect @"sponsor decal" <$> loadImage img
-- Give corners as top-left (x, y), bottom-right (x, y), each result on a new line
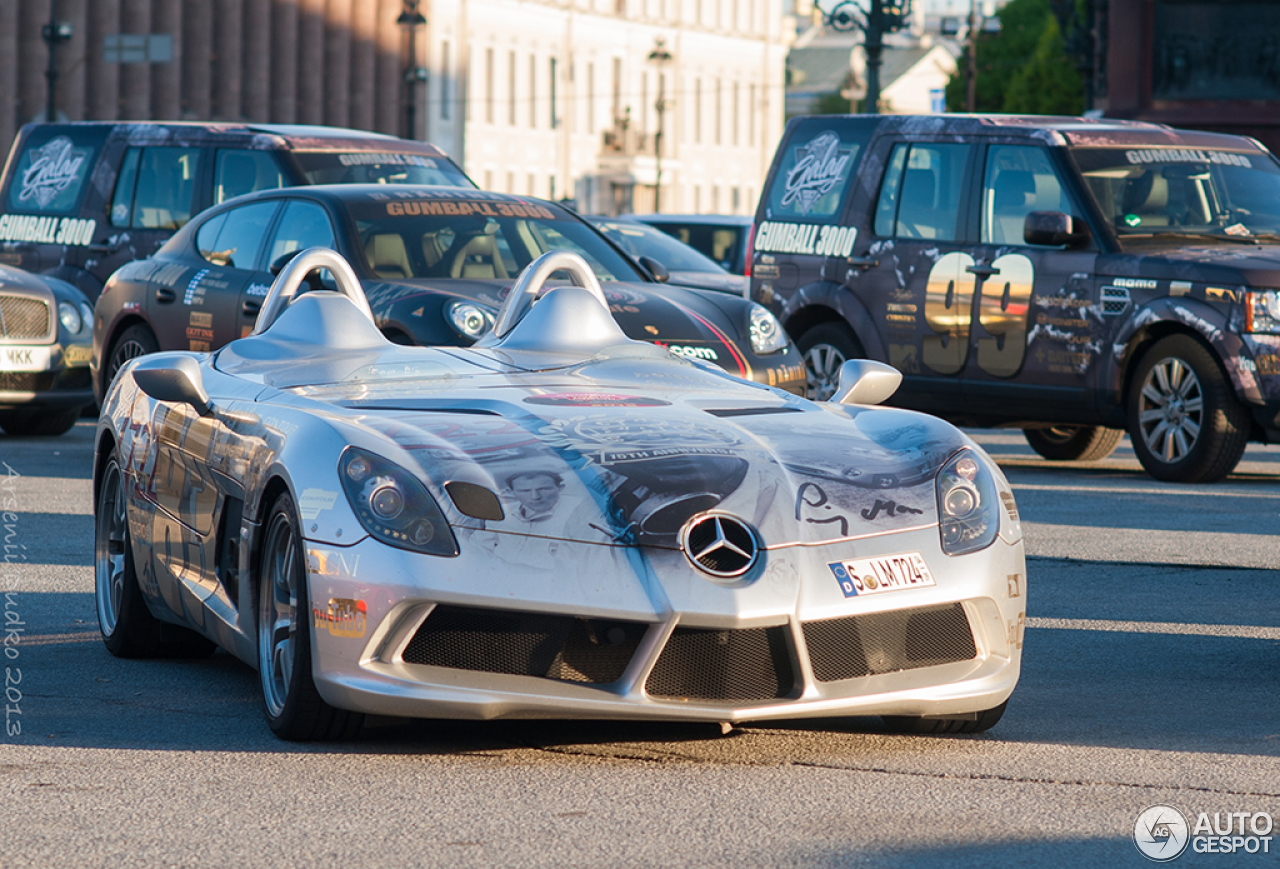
top-left (189, 311), bottom-right (213, 328)
top-left (0, 214), bottom-right (96, 246)
top-left (183, 268), bottom-right (209, 306)
top-left (245, 282), bottom-right (271, 297)
top-left (754, 221), bottom-right (857, 257)
top-left (338, 152), bottom-right (436, 167)
top-left (188, 340), bottom-right (210, 352)
top-left (16, 137), bottom-right (89, 209)
top-left (1205, 287), bottom-right (1240, 303)
top-left (386, 199), bottom-right (555, 219)
top-left (782, 131), bottom-right (852, 213)
top-left (523, 392), bottom-right (670, 407)
top-left (1007, 612), bottom-right (1025, 650)
top-left (298, 488), bottom-right (339, 520)
top-left (827, 553), bottom-right (936, 598)
top-left (313, 598), bottom-right (368, 639)
top-left (1111, 277), bottom-right (1158, 290)
top-left (1125, 149), bottom-right (1252, 168)
top-left (307, 549), bottom-right (361, 578)
top-left (63, 344), bottom-right (92, 366)
top-left (1256, 354), bottom-right (1280, 376)
top-left (663, 344), bottom-right (719, 361)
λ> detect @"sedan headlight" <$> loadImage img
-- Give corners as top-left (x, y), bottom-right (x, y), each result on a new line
top-left (80, 302), bottom-right (94, 333)
top-left (58, 301), bottom-right (81, 334)
top-left (1245, 290), bottom-right (1280, 334)
top-left (446, 300), bottom-right (496, 341)
top-left (748, 303), bottom-right (788, 355)
top-left (936, 449), bottom-right (1000, 556)
top-left (339, 448), bottom-right (458, 557)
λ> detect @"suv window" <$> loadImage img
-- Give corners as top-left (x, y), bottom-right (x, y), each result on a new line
top-left (215, 150), bottom-right (287, 204)
top-left (113, 147), bottom-right (203, 230)
top-left (196, 202), bottom-right (278, 269)
top-left (267, 201), bottom-right (335, 265)
top-left (981, 145), bottom-right (1081, 245)
top-left (764, 123), bottom-right (870, 221)
top-left (875, 143), bottom-right (971, 241)
top-left (7, 133), bottom-right (99, 215)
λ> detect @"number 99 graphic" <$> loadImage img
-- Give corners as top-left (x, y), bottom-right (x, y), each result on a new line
top-left (922, 252), bottom-right (1034, 377)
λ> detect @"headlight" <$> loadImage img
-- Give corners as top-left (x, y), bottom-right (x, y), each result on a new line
top-left (58, 302), bottom-right (81, 334)
top-left (936, 449), bottom-right (1000, 556)
top-left (748, 303), bottom-right (788, 355)
top-left (339, 448), bottom-right (458, 557)
top-left (1245, 290), bottom-right (1280, 334)
top-left (446, 300), bottom-right (495, 341)
top-left (80, 302), bottom-right (94, 333)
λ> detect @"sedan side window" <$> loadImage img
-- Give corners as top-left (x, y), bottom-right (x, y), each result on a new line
top-left (198, 202), bottom-right (279, 269)
top-left (982, 145), bottom-right (1082, 245)
top-left (267, 201), bottom-right (335, 266)
top-left (874, 143), bottom-right (971, 241)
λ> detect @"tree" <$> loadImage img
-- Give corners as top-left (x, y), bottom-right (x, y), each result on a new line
top-left (945, 0), bottom-right (1083, 114)
top-left (1002, 14), bottom-right (1084, 114)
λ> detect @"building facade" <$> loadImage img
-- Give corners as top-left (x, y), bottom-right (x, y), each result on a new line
top-left (1, 0), bottom-right (787, 216)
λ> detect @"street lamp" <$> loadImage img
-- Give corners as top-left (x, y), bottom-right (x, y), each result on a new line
top-left (647, 38), bottom-right (673, 212)
top-left (397, 0), bottom-right (428, 139)
top-left (42, 0), bottom-right (74, 123)
top-left (820, 0), bottom-right (912, 113)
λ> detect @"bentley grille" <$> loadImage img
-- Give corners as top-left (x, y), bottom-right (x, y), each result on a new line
top-left (802, 603), bottom-right (977, 682)
top-left (0, 296), bottom-right (50, 340)
top-left (0, 372), bottom-right (56, 392)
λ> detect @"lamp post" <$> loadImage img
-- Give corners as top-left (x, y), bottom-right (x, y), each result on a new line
top-left (647, 38), bottom-right (672, 213)
top-left (824, 0), bottom-right (911, 113)
top-left (42, 0), bottom-right (74, 123)
top-left (398, 1), bottom-right (428, 139)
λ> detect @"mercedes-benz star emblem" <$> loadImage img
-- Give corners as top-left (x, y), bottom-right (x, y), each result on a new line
top-left (683, 515), bottom-right (758, 577)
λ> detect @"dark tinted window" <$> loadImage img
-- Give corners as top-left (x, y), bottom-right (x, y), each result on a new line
top-left (198, 202), bottom-right (278, 269)
top-left (592, 220), bottom-right (725, 273)
top-left (6, 131), bottom-right (101, 216)
top-left (132, 147), bottom-right (203, 229)
top-left (293, 152), bottom-right (473, 188)
top-left (110, 147), bottom-right (141, 227)
top-left (215, 149), bottom-right (286, 204)
top-left (982, 145), bottom-right (1081, 245)
top-left (762, 119), bottom-right (875, 222)
top-left (874, 143), bottom-right (970, 241)
top-left (267, 201), bottom-right (335, 266)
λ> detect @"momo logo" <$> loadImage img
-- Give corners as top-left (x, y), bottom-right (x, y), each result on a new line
top-left (17, 137), bottom-right (89, 210)
top-left (1134, 805), bottom-right (1190, 862)
top-left (781, 131), bottom-right (851, 214)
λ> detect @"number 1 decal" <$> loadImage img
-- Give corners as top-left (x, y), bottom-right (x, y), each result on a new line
top-left (921, 252), bottom-right (1035, 378)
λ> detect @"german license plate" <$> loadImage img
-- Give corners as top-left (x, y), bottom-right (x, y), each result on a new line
top-left (0, 345), bottom-right (52, 372)
top-left (828, 552), bottom-right (936, 598)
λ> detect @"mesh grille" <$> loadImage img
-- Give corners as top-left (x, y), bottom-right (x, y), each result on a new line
top-left (401, 605), bottom-right (646, 685)
top-left (0, 372), bottom-right (56, 392)
top-left (645, 626), bottom-right (793, 702)
top-left (0, 296), bottom-right (50, 339)
top-left (803, 603), bottom-right (976, 682)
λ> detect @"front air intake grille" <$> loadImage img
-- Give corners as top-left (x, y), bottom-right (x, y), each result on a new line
top-left (0, 372), bottom-right (55, 392)
top-left (803, 603), bottom-right (977, 682)
top-left (0, 296), bottom-right (51, 340)
top-left (401, 605), bottom-right (647, 685)
top-left (645, 626), bottom-right (793, 702)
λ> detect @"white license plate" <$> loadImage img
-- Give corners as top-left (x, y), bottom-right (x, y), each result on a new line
top-left (828, 552), bottom-right (936, 598)
top-left (0, 345), bottom-right (52, 372)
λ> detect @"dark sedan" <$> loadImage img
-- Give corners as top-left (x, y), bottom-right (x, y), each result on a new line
top-left (92, 186), bottom-right (805, 401)
top-left (588, 217), bottom-right (747, 296)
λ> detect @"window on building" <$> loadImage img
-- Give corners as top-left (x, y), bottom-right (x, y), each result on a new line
top-left (440, 41), bottom-right (451, 120)
top-left (485, 170), bottom-right (493, 189)
top-left (550, 57), bottom-right (558, 128)
top-left (587, 62), bottom-right (595, 132)
top-left (485, 48), bottom-right (494, 124)
top-left (508, 51), bottom-right (517, 126)
top-left (506, 171), bottom-right (514, 193)
top-left (732, 81), bottom-right (739, 146)
top-left (694, 186), bottom-right (701, 211)
top-left (694, 78), bottom-right (702, 145)
top-left (732, 186), bottom-right (741, 212)
top-left (715, 78), bottom-right (722, 145)
top-left (529, 54), bottom-right (538, 128)
top-left (612, 57), bottom-right (622, 128)
top-left (748, 83), bottom-right (756, 145)
top-left (711, 185), bottom-right (719, 211)
top-left (528, 173), bottom-right (536, 195)
top-left (641, 72), bottom-right (649, 135)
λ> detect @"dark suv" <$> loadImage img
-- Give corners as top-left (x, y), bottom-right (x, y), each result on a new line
top-left (0, 122), bottom-right (471, 300)
top-left (753, 114), bottom-right (1280, 482)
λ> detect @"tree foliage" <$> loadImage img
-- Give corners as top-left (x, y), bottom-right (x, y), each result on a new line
top-left (945, 0), bottom-right (1084, 115)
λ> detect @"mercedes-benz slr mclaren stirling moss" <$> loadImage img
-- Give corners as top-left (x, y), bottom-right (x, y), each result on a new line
top-left (94, 249), bottom-right (1026, 741)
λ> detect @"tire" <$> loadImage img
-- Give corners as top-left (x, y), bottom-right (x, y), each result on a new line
top-left (95, 457), bottom-right (216, 659)
top-left (882, 701), bottom-right (1007, 735)
top-left (797, 322), bottom-right (865, 401)
top-left (103, 323), bottom-right (160, 398)
top-left (0, 407), bottom-right (84, 437)
top-left (1023, 425), bottom-right (1124, 462)
top-left (257, 492), bottom-right (363, 741)
top-left (1127, 335), bottom-right (1249, 483)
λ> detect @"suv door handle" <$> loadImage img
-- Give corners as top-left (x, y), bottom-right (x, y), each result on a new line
top-left (155, 287), bottom-right (176, 304)
top-left (242, 300), bottom-right (261, 317)
top-left (86, 243), bottom-right (119, 255)
top-left (845, 255), bottom-right (879, 268)
top-left (965, 264), bottom-right (1000, 278)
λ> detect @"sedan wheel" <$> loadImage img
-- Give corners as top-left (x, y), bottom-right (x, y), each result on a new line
top-left (104, 324), bottom-right (159, 396)
top-left (797, 323), bottom-right (864, 401)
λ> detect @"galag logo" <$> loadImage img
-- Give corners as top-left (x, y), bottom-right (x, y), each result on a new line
top-left (17, 137), bottom-right (89, 210)
top-left (781, 131), bottom-right (851, 214)
top-left (1134, 805), bottom-right (1190, 862)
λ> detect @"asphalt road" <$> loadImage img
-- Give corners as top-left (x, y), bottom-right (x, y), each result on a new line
top-left (2, 421), bottom-right (1278, 868)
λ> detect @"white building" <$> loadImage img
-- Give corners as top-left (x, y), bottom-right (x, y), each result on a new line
top-left (426, 0), bottom-right (790, 215)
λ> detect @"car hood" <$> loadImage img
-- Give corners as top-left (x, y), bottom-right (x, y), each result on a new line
top-left (666, 271), bottom-right (748, 295)
top-left (326, 371), bottom-right (966, 550)
top-left (1101, 243), bottom-right (1280, 287)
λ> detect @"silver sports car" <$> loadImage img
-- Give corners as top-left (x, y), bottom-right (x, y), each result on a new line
top-left (94, 248), bottom-right (1026, 740)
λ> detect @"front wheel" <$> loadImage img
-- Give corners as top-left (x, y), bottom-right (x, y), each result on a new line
top-left (882, 701), bottom-right (1007, 735)
top-left (797, 322), bottom-right (865, 401)
top-left (257, 492), bottom-right (363, 741)
top-left (1023, 426), bottom-right (1123, 462)
top-left (103, 323), bottom-right (159, 398)
top-left (1127, 335), bottom-right (1249, 483)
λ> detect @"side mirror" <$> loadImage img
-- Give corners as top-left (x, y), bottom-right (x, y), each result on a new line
top-left (131, 354), bottom-right (213, 416)
top-left (1024, 211), bottom-right (1090, 248)
top-left (637, 255), bottom-right (670, 283)
top-left (830, 359), bottom-right (902, 406)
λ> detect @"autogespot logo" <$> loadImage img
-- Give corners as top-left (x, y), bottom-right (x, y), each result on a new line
top-left (1134, 805), bottom-right (1190, 862)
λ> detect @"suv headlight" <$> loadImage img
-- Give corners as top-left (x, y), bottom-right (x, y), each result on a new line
top-left (936, 449), bottom-right (1000, 556)
top-left (748, 303), bottom-right (788, 355)
top-left (1245, 290), bottom-right (1280, 334)
top-left (446, 300), bottom-right (496, 341)
top-left (339, 448), bottom-right (459, 556)
top-left (58, 301), bottom-right (81, 334)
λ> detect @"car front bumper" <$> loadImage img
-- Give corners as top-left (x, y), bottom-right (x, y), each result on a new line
top-left (0, 342), bottom-right (93, 410)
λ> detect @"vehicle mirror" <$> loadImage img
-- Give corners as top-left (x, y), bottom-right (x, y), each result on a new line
top-left (637, 255), bottom-right (670, 283)
top-left (830, 359), bottom-right (902, 406)
top-left (1024, 211), bottom-right (1090, 248)
top-left (132, 354), bottom-right (213, 416)
top-left (270, 250), bottom-right (302, 275)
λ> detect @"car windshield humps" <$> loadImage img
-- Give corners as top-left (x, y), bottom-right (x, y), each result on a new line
top-left (294, 152), bottom-right (474, 188)
top-left (353, 199), bottom-right (639, 282)
top-left (1071, 147), bottom-right (1280, 246)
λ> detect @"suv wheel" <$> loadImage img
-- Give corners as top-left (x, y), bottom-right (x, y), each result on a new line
top-left (104, 324), bottom-right (159, 397)
top-left (797, 322), bottom-right (865, 401)
top-left (1023, 426), bottom-right (1123, 462)
top-left (1127, 335), bottom-right (1248, 482)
